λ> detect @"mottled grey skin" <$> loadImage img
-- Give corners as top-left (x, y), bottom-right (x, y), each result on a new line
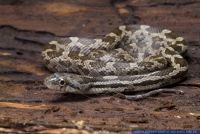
top-left (42, 25), bottom-right (188, 96)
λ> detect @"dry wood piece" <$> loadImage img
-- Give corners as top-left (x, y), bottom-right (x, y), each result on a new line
top-left (0, 0), bottom-right (199, 133)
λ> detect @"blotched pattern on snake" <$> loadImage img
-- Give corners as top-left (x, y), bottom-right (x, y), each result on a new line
top-left (42, 25), bottom-right (188, 98)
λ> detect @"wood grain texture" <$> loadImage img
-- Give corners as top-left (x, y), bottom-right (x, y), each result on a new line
top-left (0, 0), bottom-right (199, 133)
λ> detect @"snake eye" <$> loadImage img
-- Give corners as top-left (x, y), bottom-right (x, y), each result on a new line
top-left (59, 79), bottom-right (65, 86)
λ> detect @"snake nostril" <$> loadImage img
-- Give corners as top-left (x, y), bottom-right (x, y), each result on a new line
top-left (16, 51), bottom-right (23, 56)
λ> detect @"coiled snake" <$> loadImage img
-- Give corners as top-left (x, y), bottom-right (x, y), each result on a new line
top-left (42, 25), bottom-right (188, 100)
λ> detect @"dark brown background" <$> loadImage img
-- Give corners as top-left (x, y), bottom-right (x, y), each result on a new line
top-left (0, 0), bottom-right (199, 133)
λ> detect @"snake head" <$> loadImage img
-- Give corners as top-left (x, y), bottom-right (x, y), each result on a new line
top-left (44, 73), bottom-right (90, 93)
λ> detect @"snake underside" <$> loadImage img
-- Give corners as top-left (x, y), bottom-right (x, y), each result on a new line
top-left (42, 25), bottom-right (188, 95)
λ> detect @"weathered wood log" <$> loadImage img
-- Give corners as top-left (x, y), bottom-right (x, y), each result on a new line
top-left (0, 0), bottom-right (199, 133)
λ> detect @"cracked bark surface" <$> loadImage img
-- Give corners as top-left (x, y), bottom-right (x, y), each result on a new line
top-left (0, 0), bottom-right (199, 133)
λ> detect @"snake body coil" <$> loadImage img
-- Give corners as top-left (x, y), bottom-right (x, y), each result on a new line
top-left (42, 25), bottom-right (188, 95)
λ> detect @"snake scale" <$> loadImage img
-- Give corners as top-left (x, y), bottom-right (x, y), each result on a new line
top-left (42, 25), bottom-right (188, 99)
